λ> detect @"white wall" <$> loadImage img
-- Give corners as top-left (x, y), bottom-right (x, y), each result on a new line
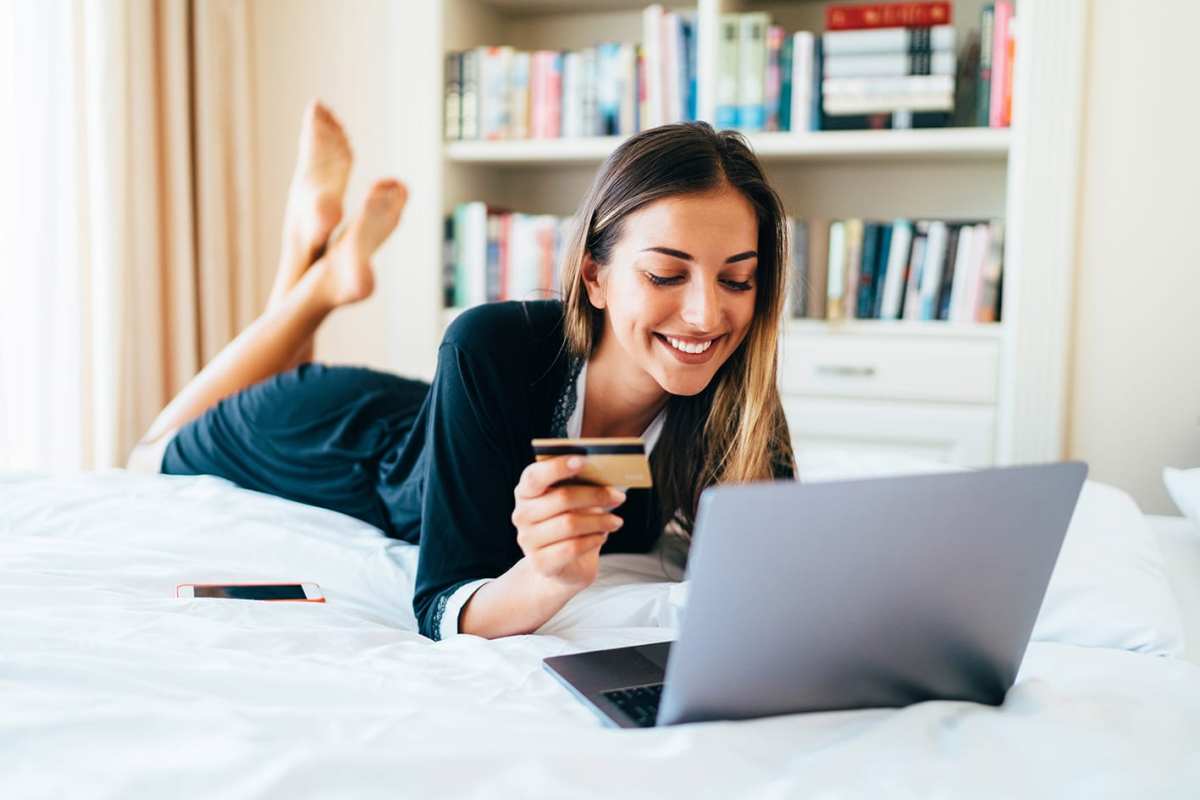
top-left (1067, 1), bottom-right (1200, 514)
top-left (248, 0), bottom-right (442, 381)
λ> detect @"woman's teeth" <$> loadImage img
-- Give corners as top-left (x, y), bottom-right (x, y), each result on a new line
top-left (664, 335), bottom-right (713, 354)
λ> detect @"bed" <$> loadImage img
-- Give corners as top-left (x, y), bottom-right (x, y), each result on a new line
top-left (3, 461), bottom-right (1199, 799)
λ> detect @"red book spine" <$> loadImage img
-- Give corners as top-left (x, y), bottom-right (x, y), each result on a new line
top-left (826, 2), bottom-right (951, 30)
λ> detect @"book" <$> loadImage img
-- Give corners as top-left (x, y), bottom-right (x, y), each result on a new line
top-left (479, 46), bottom-right (514, 140)
top-left (878, 219), bottom-right (913, 319)
top-left (1002, 17), bottom-right (1015, 126)
top-left (988, 1), bottom-right (1012, 127)
top-left (806, 218), bottom-right (830, 319)
top-left (510, 52), bottom-right (531, 140)
top-left (823, 51), bottom-right (956, 78)
top-left (821, 111), bottom-right (951, 129)
top-left (445, 52), bottom-right (462, 140)
top-left (856, 222), bottom-right (882, 318)
top-left (976, 220), bottom-right (1004, 321)
top-left (787, 218), bottom-right (809, 318)
top-left (738, 12), bottom-right (770, 131)
top-left (642, 4), bottom-right (665, 129)
top-left (826, 221), bottom-right (846, 321)
top-left (823, 92), bottom-right (953, 115)
top-left (778, 35), bottom-right (794, 131)
top-left (765, 25), bottom-right (785, 131)
top-left (977, 4), bottom-right (994, 126)
top-left (826, 2), bottom-right (952, 31)
top-left (460, 49), bottom-right (480, 140)
top-left (901, 224), bottom-right (927, 320)
top-left (952, 31), bottom-right (980, 127)
top-left (869, 223), bottom-right (893, 318)
top-left (917, 220), bottom-right (948, 320)
top-left (842, 219), bottom-right (864, 319)
top-left (935, 223), bottom-right (960, 320)
top-left (716, 14), bottom-right (741, 128)
top-left (790, 32), bottom-right (815, 132)
top-left (822, 74), bottom-right (954, 96)
top-left (822, 25), bottom-right (955, 56)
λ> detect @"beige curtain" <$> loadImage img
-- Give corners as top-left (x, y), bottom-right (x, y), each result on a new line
top-left (0, 0), bottom-right (260, 470)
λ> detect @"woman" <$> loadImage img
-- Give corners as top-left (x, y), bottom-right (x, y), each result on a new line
top-left (129, 102), bottom-right (796, 640)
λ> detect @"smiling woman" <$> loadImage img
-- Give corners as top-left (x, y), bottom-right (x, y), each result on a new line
top-left (561, 122), bottom-right (797, 543)
top-left (138, 116), bottom-right (795, 640)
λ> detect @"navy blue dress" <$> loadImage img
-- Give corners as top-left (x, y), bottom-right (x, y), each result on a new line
top-left (162, 300), bottom-right (664, 638)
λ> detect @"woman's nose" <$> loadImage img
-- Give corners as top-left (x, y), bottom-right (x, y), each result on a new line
top-left (679, 280), bottom-right (721, 331)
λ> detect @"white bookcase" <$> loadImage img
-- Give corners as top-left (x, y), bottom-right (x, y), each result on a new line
top-left (434, 0), bottom-right (1087, 468)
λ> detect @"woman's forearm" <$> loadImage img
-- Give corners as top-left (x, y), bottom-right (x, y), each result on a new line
top-left (458, 556), bottom-right (582, 638)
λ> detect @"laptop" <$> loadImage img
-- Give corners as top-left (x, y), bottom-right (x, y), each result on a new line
top-left (543, 461), bottom-right (1087, 728)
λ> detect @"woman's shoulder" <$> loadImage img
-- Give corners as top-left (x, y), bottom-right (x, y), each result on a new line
top-left (441, 299), bottom-right (564, 353)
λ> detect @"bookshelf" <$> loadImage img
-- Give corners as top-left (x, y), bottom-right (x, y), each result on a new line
top-left (433, 0), bottom-right (1087, 467)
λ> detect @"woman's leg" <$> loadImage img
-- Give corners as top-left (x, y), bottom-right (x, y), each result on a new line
top-left (269, 100), bottom-right (353, 368)
top-left (126, 177), bottom-right (408, 470)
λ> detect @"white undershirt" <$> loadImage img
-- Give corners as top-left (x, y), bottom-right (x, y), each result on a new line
top-left (440, 359), bottom-right (667, 639)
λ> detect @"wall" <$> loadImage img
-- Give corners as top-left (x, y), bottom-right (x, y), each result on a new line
top-left (1068, 1), bottom-right (1200, 513)
top-left (248, 0), bottom-right (443, 381)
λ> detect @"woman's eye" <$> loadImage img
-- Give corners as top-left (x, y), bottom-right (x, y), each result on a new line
top-left (646, 273), bottom-right (754, 292)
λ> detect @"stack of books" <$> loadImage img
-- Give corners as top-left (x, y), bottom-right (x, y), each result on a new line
top-left (444, 5), bottom-right (697, 141)
top-left (977, 1), bottom-right (1016, 127)
top-left (820, 2), bottom-right (957, 130)
top-left (443, 204), bottom-right (573, 308)
top-left (786, 217), bottom-right (1005, 323)
top-left (716, 13), bottom-right (819, 133)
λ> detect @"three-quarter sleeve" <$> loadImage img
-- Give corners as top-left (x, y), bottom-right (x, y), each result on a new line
top-left (411, 340), bottom-right (530, 639)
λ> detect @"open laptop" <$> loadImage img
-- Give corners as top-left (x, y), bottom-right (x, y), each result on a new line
top-left (543, 461), bottom-right (1087, 728)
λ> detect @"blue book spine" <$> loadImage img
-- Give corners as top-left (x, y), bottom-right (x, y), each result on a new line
top-left (810, 39), bottom-right (823, 131)
top-left (778, 37), bottom-right (793, 132)
top-left (871, 224), bottom-right (893, 318)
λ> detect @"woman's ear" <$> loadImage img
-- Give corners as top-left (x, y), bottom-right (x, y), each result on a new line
top-left (581, 252), bottom-right (607, 310)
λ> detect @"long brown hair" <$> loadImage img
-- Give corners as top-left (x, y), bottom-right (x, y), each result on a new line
top-left (560, 121), bottom-right (795, 539)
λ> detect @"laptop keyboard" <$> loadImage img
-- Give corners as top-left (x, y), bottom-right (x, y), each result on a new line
top-left (602, 682), bottom-right (664, 728)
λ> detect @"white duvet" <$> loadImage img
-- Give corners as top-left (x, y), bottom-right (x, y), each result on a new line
top-left (3, 470), bottom-right (1200, 799)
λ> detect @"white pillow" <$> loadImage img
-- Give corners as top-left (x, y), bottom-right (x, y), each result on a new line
top-left (1164, 467), bottom-right (1200, 527)
top-left (564, 453), bottom-right (1185, 657)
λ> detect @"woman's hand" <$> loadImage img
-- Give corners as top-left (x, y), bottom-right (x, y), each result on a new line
top-left (511, 456), bottom-right (627, 591)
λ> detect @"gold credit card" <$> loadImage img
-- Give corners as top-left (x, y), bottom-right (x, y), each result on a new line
top-left (531, 437), bottom-right (653, 488)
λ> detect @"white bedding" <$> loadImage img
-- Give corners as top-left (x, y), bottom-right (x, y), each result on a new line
top-left (3, 470), bottom-right (1200, 799)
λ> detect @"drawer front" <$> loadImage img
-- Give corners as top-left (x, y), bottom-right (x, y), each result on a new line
top-left (782, 396), bottom-right (997, 468)
top-left (778, 335), bottom-right (1000, 404)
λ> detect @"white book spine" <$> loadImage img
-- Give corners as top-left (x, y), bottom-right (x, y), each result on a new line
top-left (918, 221), bottom-right (948, 321)
top-left (822, 75), bottom-right (954, 96)
top-left (642, 4), bottom-right (664, 128)
top-left (822, 25), bottom-right (955, 56)
top-left (964, 222), bottom-right (991, 321)
top-left (562, 51), bottom-right (581, 139)
top-left (902, 233), bottom-right (927, 320)
top-left (466, 202), bottom-right (489, 307)
top-left (826, 221), bottom-right (846, 319)
top-left (823, 94), bottom-right (953, 114)
top-left (737, 12), bottom-right (769, 131)
top-left (823, 51), bottom-right (956, 79)
top-left (510, 52), bottom-right (531, 140)
top-left (948, 225), bottom-right (975, 322)
top-left (879, 220), bottom-right (912, 320)
top-left (790, 32), bottom-right (814, 132)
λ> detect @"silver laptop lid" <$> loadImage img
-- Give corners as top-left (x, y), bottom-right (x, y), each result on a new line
top-left (656, 462), bottom-right (1087, 726)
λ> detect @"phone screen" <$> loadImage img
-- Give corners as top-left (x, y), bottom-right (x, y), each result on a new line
top-left (193, 584), bottom-right (307, 600)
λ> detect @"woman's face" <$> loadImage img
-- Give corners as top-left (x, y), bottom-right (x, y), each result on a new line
top-left (584, 184), bottom-right (761, 397)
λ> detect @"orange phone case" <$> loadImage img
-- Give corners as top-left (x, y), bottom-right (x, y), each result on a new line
top-left (175, 582), bottom-right (326, 603)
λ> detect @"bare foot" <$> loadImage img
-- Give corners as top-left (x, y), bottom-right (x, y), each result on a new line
top-left (269, 100), bottom-right (353, 310)
top-left (318, 179), bottom-right (408, 307)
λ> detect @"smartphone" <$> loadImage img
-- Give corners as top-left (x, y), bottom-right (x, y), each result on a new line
top-left (176, 582), bottom-right (325, 602)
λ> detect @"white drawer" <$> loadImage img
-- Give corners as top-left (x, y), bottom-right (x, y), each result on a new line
top-left (778, 334), bottom-right (1000, 404)
top-left (782, 396), bottom-right (997, 468)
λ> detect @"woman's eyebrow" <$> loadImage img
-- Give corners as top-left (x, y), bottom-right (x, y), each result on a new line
top-left (641, 246), bottom-right (758, 263)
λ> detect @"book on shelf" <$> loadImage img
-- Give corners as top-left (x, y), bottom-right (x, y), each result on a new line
top-left (445, 4), bottom-right (696, 142)
top-left (786, 216), bottom-right (1005, 325)
top-left (826, 2), bottom-right (952, 31)
top-left (445, 203), bottom-right (571, 308)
